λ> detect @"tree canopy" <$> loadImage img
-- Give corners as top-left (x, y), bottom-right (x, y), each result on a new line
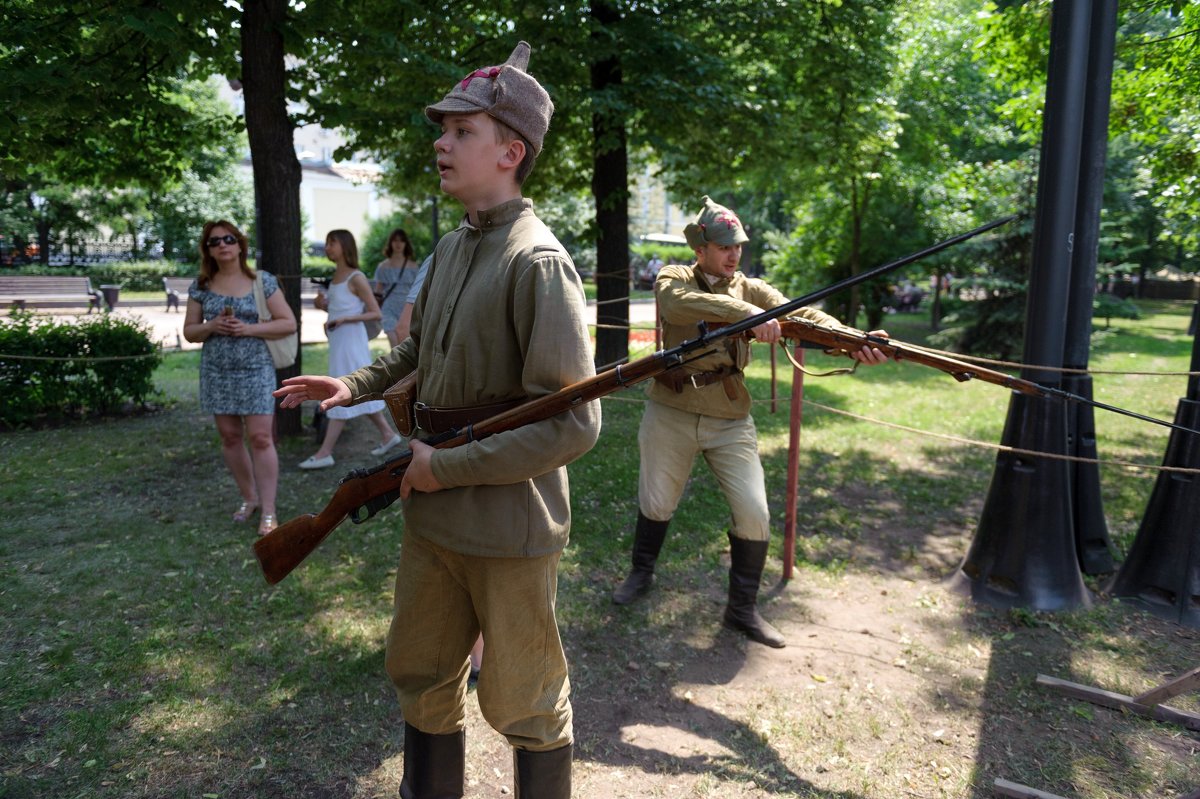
top-left (2, 0), bottom-right (1198, 362)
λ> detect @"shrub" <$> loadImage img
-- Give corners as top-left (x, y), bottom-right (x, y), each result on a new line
top-left (1093, 292), bottom-right (1140, 328)
top-left (0, 311), bottom-right (162, 426)
top-left (631, 242), bottom-right (694, 265)
top-left (7, 261), bottom-right (196, 292)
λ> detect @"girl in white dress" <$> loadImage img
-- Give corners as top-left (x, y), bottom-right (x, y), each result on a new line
top-left (299, 230), bottom-right (402, 469)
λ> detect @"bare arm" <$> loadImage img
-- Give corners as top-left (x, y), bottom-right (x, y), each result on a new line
top-left (183, 298), bottom-right (224, 342)
top-left (254, 288), bottom-right (297, 339)
top-left (394, 302), bottom-right (415, 342)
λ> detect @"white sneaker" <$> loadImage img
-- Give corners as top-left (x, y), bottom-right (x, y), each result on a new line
top-left (370, 434), bottom-right (404, 457)
top-left (299, 454), bottom-right (335, 470)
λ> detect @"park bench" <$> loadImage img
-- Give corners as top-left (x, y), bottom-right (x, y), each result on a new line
top-left (0, 275), bottom-right (103, 312)
top-left (165, 276), bottom-right (322, 312)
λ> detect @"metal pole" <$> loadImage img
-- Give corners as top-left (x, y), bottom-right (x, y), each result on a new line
top-left (783, 347), bottom-right (805, 581)
top-left (1063, 0), bottom-right (1119, 574)
top-left (954, 0), bottom-right (1094, 610)
top-left (770, 343), bottom-right (777, 414)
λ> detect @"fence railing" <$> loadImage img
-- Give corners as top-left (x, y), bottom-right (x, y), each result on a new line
top-left (0, 238), bottom-right (163, 268)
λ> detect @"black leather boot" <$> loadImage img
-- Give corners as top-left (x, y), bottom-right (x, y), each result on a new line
top-left (612, 512), bottom-right (670, 605)
top-left (398, 722), bottom-right (465, 799)
top-left (723, 535), bottom-right (786, 648)
top-left (513, 743), bottom-right (572, 798)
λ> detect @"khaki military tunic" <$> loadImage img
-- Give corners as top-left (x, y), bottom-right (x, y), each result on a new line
top-left (340, 198), bottom-right (601, 557)
top-left (638, 263), bottom-right (841, 538)
top-left (648, 263), bottom-right (840, 418)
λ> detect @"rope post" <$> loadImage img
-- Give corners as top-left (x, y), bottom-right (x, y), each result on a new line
top-left (770, 341), bottom-right (778, 413)
top-left (783, 347), bottom-right (805, 581)
top-left (654, 294), bottom-right (661, 351)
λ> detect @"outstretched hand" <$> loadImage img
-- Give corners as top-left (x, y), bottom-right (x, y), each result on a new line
top-left (273, 375), bottom-right (352, 411)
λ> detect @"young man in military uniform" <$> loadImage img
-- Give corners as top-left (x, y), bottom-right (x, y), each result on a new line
top-left (611, 196), bottom-right (888, 648)
top-left (276, 41), bottom-right (599, 798)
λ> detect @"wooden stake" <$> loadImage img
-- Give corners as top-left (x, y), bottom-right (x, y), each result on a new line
top-left (993, 778), bottom-right (1068, 799)
top-left (1036, 674), bottom-right (1200, 731)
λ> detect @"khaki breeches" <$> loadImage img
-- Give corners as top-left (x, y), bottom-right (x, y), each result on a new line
top-left (385, 531), bottom-right (572, 751)
top-left (637, 400), bottom-right (771, 541)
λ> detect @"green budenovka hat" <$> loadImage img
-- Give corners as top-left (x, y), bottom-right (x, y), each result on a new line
top-left (683, 195), bottom-right (749, 249)
top-left (424, 41), bottom-right (553, 156)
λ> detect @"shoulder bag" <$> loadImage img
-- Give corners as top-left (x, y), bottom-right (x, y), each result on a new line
top-left (253, 273), bottom-right (299, 369)
top-left (356, 272), bottom-right (384, 340)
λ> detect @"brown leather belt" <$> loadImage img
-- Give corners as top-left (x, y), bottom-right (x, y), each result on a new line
top-left (413, 397), bottom-right (527, 434)
top-left (654, 366), bottom-right (741, 399)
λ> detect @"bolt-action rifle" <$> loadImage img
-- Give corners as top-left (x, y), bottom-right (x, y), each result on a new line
top-left (772, 318), bottom-right (1200, 435)
top-left (253, 216), bottom-right (1015, 585)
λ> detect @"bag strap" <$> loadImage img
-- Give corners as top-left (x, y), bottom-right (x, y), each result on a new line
top-left (252, 272), bottom-right (273, 322)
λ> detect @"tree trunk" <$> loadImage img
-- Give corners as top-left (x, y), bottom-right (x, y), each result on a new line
top-left (847, 178), bottom-right (863, 328)
top-left (590, 0), bottom-right (630, 369)
top-left (242, 0), bottom-right (303, 436)
top-left (930, 267), bottom-right (943, 331)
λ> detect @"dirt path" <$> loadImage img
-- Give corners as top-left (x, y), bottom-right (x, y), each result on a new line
top-left (350, 557), bottom-right (1198, 799)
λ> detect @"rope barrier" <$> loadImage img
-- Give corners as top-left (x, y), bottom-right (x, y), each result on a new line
top-left (0, 351), bottom-right (162, 363)
top-left (896, 340), bottom-right (1200, 377)
top-left (595, 295), bottom-right (647, 307)
top-left (594, 391), bottom-right (1197, 477)
top-left (794, 397), bottom-right (1200, 476)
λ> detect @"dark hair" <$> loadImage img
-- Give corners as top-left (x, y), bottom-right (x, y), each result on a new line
top-left (492, 118), bottom-right (538, 185)
top-left (326, 229), bottom-right (360, 271)
top-left (198, 220), bottom-right (253, 289)
top-left (384, 228), bottom-right (415, 260)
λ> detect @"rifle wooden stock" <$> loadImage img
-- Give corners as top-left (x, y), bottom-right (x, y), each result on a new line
top-left (254, 451), bottom-right (412, 584)
top-left (777, 319), bottom-right (1041, 395)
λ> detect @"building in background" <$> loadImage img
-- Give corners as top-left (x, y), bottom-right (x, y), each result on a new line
top-left (628, 164), bottom-right (688, 241)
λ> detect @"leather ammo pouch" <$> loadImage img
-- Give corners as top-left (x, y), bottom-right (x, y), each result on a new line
top-left (654, 365), bottom-right (742, 400)
top-left (413, 396), bottom-right (528, 435)
top-left (382, 371), bottom-right (419, 436)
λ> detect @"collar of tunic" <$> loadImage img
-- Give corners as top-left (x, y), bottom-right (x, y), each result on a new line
top-left (693, 262), bottom-right (733, 291)
top-left (458, 197), bottom-right (532, 232)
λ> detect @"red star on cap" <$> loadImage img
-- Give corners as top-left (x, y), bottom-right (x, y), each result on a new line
top-left (460, 67), bottom-right (501, 89)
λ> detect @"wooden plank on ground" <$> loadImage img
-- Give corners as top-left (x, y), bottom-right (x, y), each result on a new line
top-left (1036, 674), bottom-right (1200, 731)
top-left (993, 777), bottom-right (1068, 799)
top-left (1133, 666), bottom-right (1200, 707)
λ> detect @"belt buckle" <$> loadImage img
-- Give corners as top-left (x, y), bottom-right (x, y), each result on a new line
top-left (689, 373), bottom-right (704, 389)
top-left (412, 401), bottom-right (431, 433)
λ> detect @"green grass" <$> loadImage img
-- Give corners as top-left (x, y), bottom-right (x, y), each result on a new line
top-left (1, 301), bottom-right (1197, 798)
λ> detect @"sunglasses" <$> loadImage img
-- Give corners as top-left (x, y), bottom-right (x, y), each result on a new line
top-left (207, 234), bottom-right (238, 247)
